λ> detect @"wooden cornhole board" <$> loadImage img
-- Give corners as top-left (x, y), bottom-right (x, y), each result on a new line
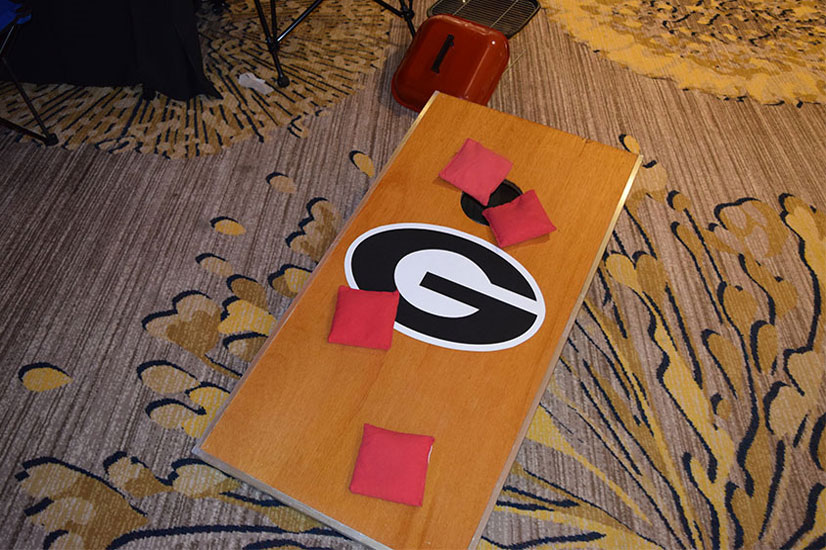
top-left (194, 93), bottom-right (641, 549)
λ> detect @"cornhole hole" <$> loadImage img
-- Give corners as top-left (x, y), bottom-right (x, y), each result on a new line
top-left (195, 93), bottom-right (641, 549)
top-left (391, 15), bottom-right (509, 112)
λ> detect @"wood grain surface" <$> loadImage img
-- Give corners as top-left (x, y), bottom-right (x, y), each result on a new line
top-left (195, 93), bottom-right (641, 549)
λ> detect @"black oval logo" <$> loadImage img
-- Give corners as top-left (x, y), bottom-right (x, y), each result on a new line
top-left (344, 223), bottom-right (545, 351)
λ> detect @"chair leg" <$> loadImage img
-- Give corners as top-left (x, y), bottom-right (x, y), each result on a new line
top-left (398, 0), bottom-right (416, 37)
top-left (0, 24), bottom-right (58, 145)
top-left (0, 58), bottom-right (58, 145)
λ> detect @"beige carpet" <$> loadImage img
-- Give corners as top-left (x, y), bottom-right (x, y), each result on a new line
top-left (2, 0), bottom-right (826, 548)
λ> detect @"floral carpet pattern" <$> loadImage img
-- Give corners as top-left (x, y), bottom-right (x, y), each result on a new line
top-left (0, 0), bottom-right (391, 158)
top-left (541, 0), bottom-right (826, 104)
top-left (13, 162), bottom-right (363, 549)
top-left (485, 138), bottom-right (826, 548)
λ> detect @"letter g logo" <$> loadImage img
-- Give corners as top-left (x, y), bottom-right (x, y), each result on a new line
top-left (344, 223), bottom-right (545, 352)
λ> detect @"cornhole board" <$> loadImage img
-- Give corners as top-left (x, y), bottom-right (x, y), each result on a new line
top-left (194, 92), bottom-right (641, 549)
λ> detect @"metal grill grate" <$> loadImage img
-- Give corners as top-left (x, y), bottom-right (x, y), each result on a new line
top-left (426, 0), bottom-right (539, 38)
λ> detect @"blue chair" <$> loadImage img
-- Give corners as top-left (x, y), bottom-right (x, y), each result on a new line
top-left (0, 0), bottom-right (57, 145)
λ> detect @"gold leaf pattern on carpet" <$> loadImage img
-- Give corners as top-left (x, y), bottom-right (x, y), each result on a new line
top-left (219, 276), bottom-right (275, 360)
top-left (139, 200), bottom-right (344, 439)
top-left (115, 201), bottom-right (348, 545)
top-left (541, 0), bottom-right (826, 103)
top-left (226, 275), bottom-right (269, 310)
top-left (16, 454), bottom-right (332, 548)
top-left (140, 362), bottom-right (230, 438)
top-left (267, 172), bottom-right (298, 194)
top-left (0, 0), bottom-right (392, 158)
top-left (137, 360), bottom-right (200, 395)
top-left (171, 459), bottom-right (322, 530)
top-left (286, 198), bottom-right (343, 262)
top-left (491, 161), bottom-right (826, 548)
top-left (224, 333), bottom-right (269, 362)
top-left (218, 297), bottom-right (276, 336)
top-left (16, 458), bottom-right (148, 549)
top-left (197, 253), bottom-right (236, 277)
top-left (105, 453), bottom-right (322, 532)
top-left (17, 362), bottom-right (72, 392)
top-left (269, 264), bottom-right (313, 298)
top-left (104, 454), bottom-right (174, 499)
top-left (141, 291), bottom-right (240, 378)
top-left (349, 150), bottom-right (376, 178)
top-left (493, 463), bottom-right (664, 550)
top-left (620, 134), bottom-right (669, 214)
top-left (211, 216), bottom-right (247, 236)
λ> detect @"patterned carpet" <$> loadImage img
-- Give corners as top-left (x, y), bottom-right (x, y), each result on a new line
top-left (0, 0), bottom-right (392, 158)
top-left (2, 0), bottom-right (826, 549)
top-left (541, 0), bottom-right (826, 104)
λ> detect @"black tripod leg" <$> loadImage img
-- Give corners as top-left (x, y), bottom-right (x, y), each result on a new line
top-left (0, 23), bottom-right (57, 145)
top-left (273, 57), bottom-right (289, 88)
top-left (370, 0), bottom-right (416, 37)
top-left (252, 0), bottom-right (290, 87)
top-left (269, 0), bottom-right (290, 87)
top-left (399, 0), bottom-right (416, 37)
top-left (0, 57), bottom-right (58, 145)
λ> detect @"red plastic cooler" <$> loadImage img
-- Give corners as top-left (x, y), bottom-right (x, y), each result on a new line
top-left (391, 15), bottom-right (509, 112)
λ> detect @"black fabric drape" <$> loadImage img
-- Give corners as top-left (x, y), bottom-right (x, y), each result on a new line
top-left (4, 0), bottom-right (219, 100)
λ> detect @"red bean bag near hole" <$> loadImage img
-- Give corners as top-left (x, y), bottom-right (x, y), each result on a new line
top-left (482, 190), bottom-right (557, 247)
top-left (439, 138), bottom-right (512, 205)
